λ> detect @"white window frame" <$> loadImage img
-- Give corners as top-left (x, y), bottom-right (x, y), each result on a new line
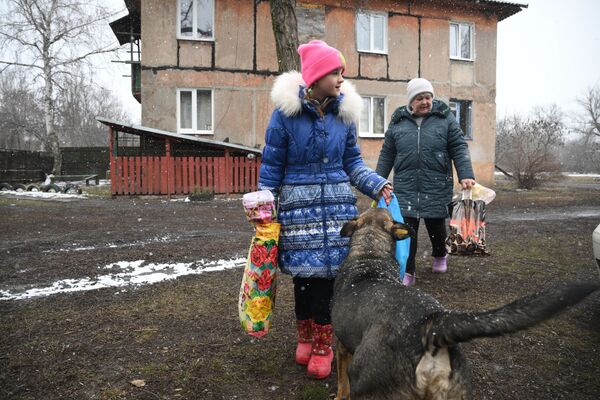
top-left (449, 99), bottom-right (473, 140)
top-left (356, 11), bottom-right (388, 54)
top-left (177, 88), bottom-right (214, 135)
top-left (359, 96), bottom-right (387, 138)
top-left (449, 22), bottom-right (474, 61)
top-left (177, 0), bottom-right (215, 41)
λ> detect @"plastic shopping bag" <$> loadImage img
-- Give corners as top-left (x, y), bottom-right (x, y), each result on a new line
top-left (238, 190), bottom-right (280, 337)
top-left (470, 183), bottom-right (496, 204)
top-left (377, 193), bottom-right (410, 279)
top-left (446, 190), bottom-right (490, 256)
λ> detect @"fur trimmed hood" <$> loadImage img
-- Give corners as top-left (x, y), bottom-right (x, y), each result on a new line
top-left (270, 71), bottom-right (363, 125)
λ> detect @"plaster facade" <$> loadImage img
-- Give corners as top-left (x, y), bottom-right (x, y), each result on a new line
top-left (138, 0), bottom-right (524, 186)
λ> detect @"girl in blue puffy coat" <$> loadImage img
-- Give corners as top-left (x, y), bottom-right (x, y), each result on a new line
top-left (258, 40), bottom-right (391, 379)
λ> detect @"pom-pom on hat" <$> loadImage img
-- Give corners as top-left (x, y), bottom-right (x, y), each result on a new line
top-left (297, 40), bottom-right (346, 89)
top-left (406, 78), bottom-right (434, 105)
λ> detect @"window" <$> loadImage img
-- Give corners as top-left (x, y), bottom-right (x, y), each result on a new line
top-left (177, 89), bottom-right (213, 134)
top-left (356, 11), bottom-right (387, 54)
top-left (178, 0), bottom-right (214, 40)
top-left (449, 22), bottom-right (473, 60)
top-left (359, 96), bottom-right (386, 137)
top-left (449, 99), bottom-right (473, 140)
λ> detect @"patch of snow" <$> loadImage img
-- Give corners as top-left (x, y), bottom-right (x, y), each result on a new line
top-left (0, 190), bottom-right (87, 200)
top-left (0, 257), bottom-right (246, 301)
top-left (563, 173), bottom-right (600, 178)
top-left (45, 235), bottom-right (176, 253)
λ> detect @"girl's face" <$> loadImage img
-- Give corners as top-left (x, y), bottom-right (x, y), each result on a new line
top-left (410, 92), bottom-right (433, 116)
top-left (312, 68), bottom-right (344, 99)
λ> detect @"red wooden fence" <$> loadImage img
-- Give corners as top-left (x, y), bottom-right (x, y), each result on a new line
top-left (111, 156), bottom-right (260, 195)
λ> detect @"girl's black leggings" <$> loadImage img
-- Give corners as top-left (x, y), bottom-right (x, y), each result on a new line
top-left (403, 217), bottom-right (447, 275)
top-left (292, 277), bottom-right (334, 325)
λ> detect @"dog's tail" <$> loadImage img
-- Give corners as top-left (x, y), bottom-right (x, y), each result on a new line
top-left (423, 282), bottom-right (599, 349)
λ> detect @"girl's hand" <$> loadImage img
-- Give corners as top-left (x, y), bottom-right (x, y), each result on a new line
top-left (379, 184), bottom-right (393, 205)
top-left (460, 179), bottom-right (476, 190)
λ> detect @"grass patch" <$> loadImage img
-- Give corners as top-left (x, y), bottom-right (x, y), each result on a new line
top-left (82, 185), bottom-right (111, 198)
top-left (299, 383), bottom-right (330, 400)
top-left (98, 387), bottom-right (127, 400)
top-left (134, 362), bottom-right (170, 378)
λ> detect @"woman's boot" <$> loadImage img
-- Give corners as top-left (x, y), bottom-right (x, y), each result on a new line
top-left (307, 322), bottom-right (334, 379)
top-left (432, 255), bottom-right (447, 273)
top-left (295, 319), bottom-right (313, 365)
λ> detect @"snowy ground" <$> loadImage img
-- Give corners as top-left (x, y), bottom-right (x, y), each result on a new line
top-left (0, 190), bottom-right (87, 200)
top-left (0, 257), bottom-right (245, 301)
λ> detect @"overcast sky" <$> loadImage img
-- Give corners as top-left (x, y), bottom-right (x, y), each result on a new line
top-left (103, 0), bottom-right (600, 123)
top-left (496, 0), bottom-right (600, 117)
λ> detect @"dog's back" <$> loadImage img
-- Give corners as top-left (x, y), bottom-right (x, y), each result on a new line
top-left (332, 208), bottom-right (599, 400)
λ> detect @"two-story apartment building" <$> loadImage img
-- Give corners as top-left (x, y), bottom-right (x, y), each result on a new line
top-left (112, 0), bottom-right (526, 186)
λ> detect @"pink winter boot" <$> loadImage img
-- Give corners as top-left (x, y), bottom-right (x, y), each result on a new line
top-left (306, 323), bottom-right (334, 379)
top-left (432, 256), bottom-right (447, 273)
top-left (295, 319), bottom-right (313, 365)
top-left (402, 273), bottom-right (416, 286)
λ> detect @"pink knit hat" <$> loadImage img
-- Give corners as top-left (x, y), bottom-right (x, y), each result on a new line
top-left (297, 40), bottom-right (346, 88)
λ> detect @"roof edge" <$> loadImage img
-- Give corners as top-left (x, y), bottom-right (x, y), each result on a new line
top-left (96, 117), bottom-right (262, 155)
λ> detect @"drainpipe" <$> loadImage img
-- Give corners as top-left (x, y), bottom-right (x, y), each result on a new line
top-left (166, 138), bottom-right (171, 199)
top-left (225, 149), bottom-right (231, 196)
top-left (109, 126), bottom-right (115, 196)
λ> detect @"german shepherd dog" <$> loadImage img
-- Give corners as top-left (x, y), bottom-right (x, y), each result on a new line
top-left (332, 208), bottom-right (599, 400)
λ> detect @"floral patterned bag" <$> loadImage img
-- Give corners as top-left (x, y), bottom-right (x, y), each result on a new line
top-left (238, 191), bottom-right (280, 337)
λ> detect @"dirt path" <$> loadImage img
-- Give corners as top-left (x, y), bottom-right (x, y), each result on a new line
top-left (1, 185), bottom-right (599, 400)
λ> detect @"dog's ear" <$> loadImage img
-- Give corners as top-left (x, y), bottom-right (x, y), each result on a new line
top-left (340, 219), bottom-right (358, 237)
top-left (391, 222), bottom-right (414, 241)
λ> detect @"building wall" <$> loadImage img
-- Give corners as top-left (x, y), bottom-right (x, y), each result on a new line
top-left (140, 0), bottom-right (503, 186)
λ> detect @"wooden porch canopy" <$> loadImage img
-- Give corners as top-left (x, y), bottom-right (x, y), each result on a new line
top-left (97, 117), bottom-right (262, 196)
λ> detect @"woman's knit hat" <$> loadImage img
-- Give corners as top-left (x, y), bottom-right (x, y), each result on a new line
top-left (406, 78), bottom-right (434, 105)
top-left (297, 40), bottom-right (346, 88)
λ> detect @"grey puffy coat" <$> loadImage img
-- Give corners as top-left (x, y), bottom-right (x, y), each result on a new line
top-left (375, 100), bottom-right (474, 219)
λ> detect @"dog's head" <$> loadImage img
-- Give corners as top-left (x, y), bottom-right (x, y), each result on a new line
top-left (341, 208), bottom-right (414, 242)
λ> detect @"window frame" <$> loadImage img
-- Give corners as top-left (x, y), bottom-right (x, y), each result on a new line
top-left (449, 22), bottom-right (474, 61)
top-left (449, 99), bottom-right (473, 140)
top-left (359, 95), bottom-right (387, 138)
top-left (177, 88), bottom-right (214, 135)
top-left (177, 0), bottom-right (215, 41)
top-left (356, 11), bottom-right (388, 55)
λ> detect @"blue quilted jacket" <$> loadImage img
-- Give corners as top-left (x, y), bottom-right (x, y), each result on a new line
top-left (258, 72), bottom-right (387, 278)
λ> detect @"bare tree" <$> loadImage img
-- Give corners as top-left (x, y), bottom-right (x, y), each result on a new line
top-left (269, 0), bottom-right (300, 72)
top-left (560, 137), bottom-right (600, 173)
top-left (566, 84), bottom-right (600, 173)
top-left (0, 0), bottom-right (120, 173)
top-left (55, 74), bottom-right (131, 147)
top-left (0, 70), bottom-right (46, 150)
top-left (576, 84), bottom-right (600, 141)
top-left (496, 105), bottom-right (565, 189)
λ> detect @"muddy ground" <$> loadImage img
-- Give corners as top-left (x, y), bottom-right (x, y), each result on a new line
top-left (1, 179), bottom-right (600, 400)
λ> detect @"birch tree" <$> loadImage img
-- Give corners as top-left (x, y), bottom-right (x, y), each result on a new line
top-left (0, 0), bottom-right (119, 173)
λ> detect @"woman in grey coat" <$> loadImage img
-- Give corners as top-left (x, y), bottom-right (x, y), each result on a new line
top-left (375, 78), bottom-right (475, 286)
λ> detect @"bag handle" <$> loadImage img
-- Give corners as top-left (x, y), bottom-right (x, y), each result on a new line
top-left (461, 189), bottom-right (472, 201)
